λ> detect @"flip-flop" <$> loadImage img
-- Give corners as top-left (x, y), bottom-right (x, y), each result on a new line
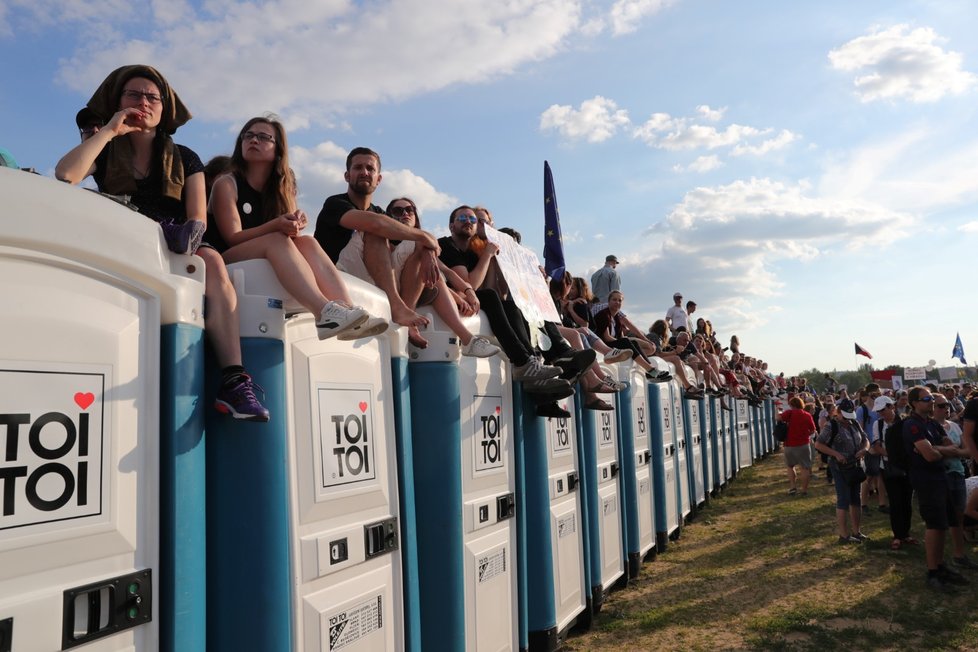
top-left (890, 539), bottom-right (902, 550)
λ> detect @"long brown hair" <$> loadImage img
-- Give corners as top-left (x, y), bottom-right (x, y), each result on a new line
top-left (230, 116), bottom-right (296, 220)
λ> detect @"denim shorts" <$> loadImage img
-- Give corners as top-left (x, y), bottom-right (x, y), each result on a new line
top-left (832, 465), bottom-right (862, 510)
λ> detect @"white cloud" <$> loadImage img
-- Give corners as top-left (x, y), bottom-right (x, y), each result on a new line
top-left (608, 178), bottom-right (913, 334)
top-left (38, 0), bottom-right (584, 128)
top-left (673, 155), bottom-right (722, 173)
top-left (958, 221), bottom-right (978, 233)
top-left (539, 96), bottom-right (631, 143)
top-left (829, 24), bottom-right (977, 103)
top-left (731, 129), bottom-right (799, 156)
top-left (696, 104), bottom-right (726, 121)
top-left (608, 0), bottom-right (675, 36)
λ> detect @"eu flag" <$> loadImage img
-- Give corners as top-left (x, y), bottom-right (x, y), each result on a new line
top-left (952, 332), bottom-right (967, 365)
top-left (543, 160), bottom-right (565, 280)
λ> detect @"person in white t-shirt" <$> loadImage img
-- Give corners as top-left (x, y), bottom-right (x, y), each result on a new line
top-left (665, 292), bottom-right (688, 332)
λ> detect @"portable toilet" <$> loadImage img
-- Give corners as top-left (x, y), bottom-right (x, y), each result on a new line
top-left (697, 397), bottom-right (715, 498)
top-left (0, 170), bottom-right (205, 651)
top-left (612, 360), bottom-right (655, 578)
top-left (669, 382), bottom-right (692, 520)
top-left (646, 374), bottom-right (680, 552)
top-left (207, 260), bottom-right (406, 652)
top-left (409, 309), bottom-right (519, 652)
top-left (579, 388), bottom-right (627, 609)
top-left (681, 396), bottom-right (706, 509)
top-left (517, 391), bottom-right (588, 651)
top-left (735, 399), bottom-right (752, 471)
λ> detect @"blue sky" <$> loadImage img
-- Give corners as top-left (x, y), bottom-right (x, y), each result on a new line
top-left (3, 0), bottom-right (977, 375)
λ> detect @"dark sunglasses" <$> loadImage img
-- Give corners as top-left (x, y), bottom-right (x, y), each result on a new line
top-left (454, 215), bottom-right (477, 224)
top-left (389, 205), bottom-right (416, 218)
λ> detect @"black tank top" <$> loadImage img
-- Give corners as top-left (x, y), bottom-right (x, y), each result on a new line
top-left (206, 171), bottom-right (266, 253)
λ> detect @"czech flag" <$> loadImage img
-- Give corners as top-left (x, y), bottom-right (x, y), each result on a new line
top-left (854, 343), bottom-right (872, 359)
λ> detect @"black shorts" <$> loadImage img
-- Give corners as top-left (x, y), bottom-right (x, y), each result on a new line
top-left (913, 476), bottom-right (953, 530)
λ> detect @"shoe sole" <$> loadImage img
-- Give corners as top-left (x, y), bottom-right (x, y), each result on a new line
top-left (319, 311), bottom-right (371, 340)
top-left (336, 316), bottom-right (389, 341)
top-left (214, 400), bottom-right (270, 422)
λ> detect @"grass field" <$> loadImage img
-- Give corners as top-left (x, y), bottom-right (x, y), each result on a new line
top-left (563, 450), bottom-right (978, 651)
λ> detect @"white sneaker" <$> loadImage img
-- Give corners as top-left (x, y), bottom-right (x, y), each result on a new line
top-left (513, 357), bottom-right (562, 381)
top-left (317, 301), bottom-right (369, 340)
top-left (337, 315), bottom-right (390, 341)
top-left (603, 348), bottom-right (632, 364)
top-left (461, 336), bottom-right (499, 358)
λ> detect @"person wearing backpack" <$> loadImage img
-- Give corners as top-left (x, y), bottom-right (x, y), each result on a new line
top-left (875, 396), bottom-right (915, 550)
top-left (814, 399), bottom-right (870, 544)
top-left (903, 387), bottom-right (970, 592)
top-left (780, 396), bottom-right (816, 495)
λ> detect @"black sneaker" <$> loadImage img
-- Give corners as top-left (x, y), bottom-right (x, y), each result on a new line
top-left (938, 565), bottom-right (971, 585)
top-left (553, 349), bottom-right (596, 384)
top-left (953, 556), bottom-right (978, 570)
top-left (926, 574), bottom-right (956, 593)
top-left (536, 401), bottom-right (571, 419)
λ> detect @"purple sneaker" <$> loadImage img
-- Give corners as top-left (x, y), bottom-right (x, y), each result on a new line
top-left (161, 219), bottom-right (206, 255)
top-left (214, 374), bottom-right (270, 422)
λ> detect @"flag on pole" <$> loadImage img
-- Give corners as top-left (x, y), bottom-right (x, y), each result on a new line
top-left (854, 343), bottom-right (873, 359)
top-left (952, 332), bottom-right (968, 365)
top-left (543, 160), bottom-right (565, 280)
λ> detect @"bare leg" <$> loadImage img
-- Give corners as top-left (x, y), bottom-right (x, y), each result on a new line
top-left (925, 528), bottom-right (945, 570)
top-left (836, 508), bottom-right (849, 538)
top-left (294, 235), bottom-right (354, 304)
top-left (198, 248), bottom-right (242, 368)
top-left (428, 276), bottom-right (474, 346)
top-left (363, 232), bottom-right (427, 328)
top-left (657, 353), bottom-right (692, 388)
top-left (849, 504), bottom-right (862, 535)
top-left (223, 233), bottom-right (328, 315)
top-left (798, 467), bottom-right (811, 493)
top-left (786, 465), bottom-right (797, 490)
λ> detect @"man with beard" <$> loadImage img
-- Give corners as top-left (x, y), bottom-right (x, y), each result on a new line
top-left (314, 147), bottom-right (436, 334)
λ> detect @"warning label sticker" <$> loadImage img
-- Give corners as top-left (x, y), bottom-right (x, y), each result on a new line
top-left (639, 478), bottom-right (650, 496)
top-left (602, 496), bottom-right (617, 516)
top-left (328, 595), bottom-right (384, 651)
top-left (477, 548), bottom-right (507, 584)
top-left (557, 513), bottom-right (576, 539)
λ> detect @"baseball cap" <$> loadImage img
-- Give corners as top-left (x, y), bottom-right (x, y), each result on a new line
top-left (838, 399), bottom-right (857, 420)
top-left (673, 292), bottom-right (682, 298)
top-left (872, 396), bottom-right (894, 412)
top-left (75, 107), bottom-right (101, 129)
top-left (605, 255), bottom-right (619, 263)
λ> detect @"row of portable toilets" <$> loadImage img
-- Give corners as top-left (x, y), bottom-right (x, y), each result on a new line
top-left (0, 169), bottom-right (779, 652)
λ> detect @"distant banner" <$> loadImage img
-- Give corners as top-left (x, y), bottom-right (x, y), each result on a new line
top-left (870, 370), bottom-right (893, 383)
top-left (938, 366), bottom-right (959, 381)
top-left (484, 225), bottom-right (561, 325)
top-left (892, 376), bottom-right (904, 391)
top-left (904, 367), bottom-right (926, 381)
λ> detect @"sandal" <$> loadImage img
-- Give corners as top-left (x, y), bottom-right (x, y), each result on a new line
top-left (890, 539), bottom-right (902, 551)
top-left (902, 537), bottom-right (920, 545)
top-left (584, 396), bottom-right (615, 411)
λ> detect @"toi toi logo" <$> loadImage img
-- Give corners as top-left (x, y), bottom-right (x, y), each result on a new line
top-left (319, 387), bottom-right (377, 488)
top-left (0, 369), bottom-right (105, 531)
top-left (474, 397), bottom-right (504, 472)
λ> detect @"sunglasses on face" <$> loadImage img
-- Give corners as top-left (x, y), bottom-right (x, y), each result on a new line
top-left (915, 395), bottom-right (934, 403)
top-left (389, 205), bottom-right (416, 218)
top-left (455, 215), bottom-right (477, 224)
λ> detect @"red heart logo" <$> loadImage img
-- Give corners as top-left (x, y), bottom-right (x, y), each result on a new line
top-left (495, 406), bottom-right (501, 414)
top-left (75, 392), bottom-right (95, 410)
top-left (359, 401), bottom-right (368, 413)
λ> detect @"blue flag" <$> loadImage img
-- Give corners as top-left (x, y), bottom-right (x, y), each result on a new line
top-left (543, 160), bottom-right (565, 280)
top-left (952, 332), bottom-right (967, 365)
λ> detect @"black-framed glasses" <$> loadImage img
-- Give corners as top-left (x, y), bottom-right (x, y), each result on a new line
top-left (389, 205), bottom-right (416, 218)
top-left (121, 89), bottom-right (162, 104)
top-left (241, 131), bottom-right (275, 144)
top-left (455, 215), bottom-right (477, 224)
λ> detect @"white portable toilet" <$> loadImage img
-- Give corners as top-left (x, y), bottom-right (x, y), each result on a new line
top-left (409, 309), bottom-right (519, 652)
top-left (647, 376), bottom-right (680, 550)
top-left (669, 382), bottom-right (691, 520)
top-left (219, 260), bottom-right (405, 652)
top-left (736, 399), bottom-right (753, 471)
top-left (0, 170), bottom-right (206, 651)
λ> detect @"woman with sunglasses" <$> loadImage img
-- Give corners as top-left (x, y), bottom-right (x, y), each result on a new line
top-left (55, 66), bottom-right (269, 421)
top-left (210, 116), bottom-right (387, 342)
top-left (380, 197), bottom-right (498, 357)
